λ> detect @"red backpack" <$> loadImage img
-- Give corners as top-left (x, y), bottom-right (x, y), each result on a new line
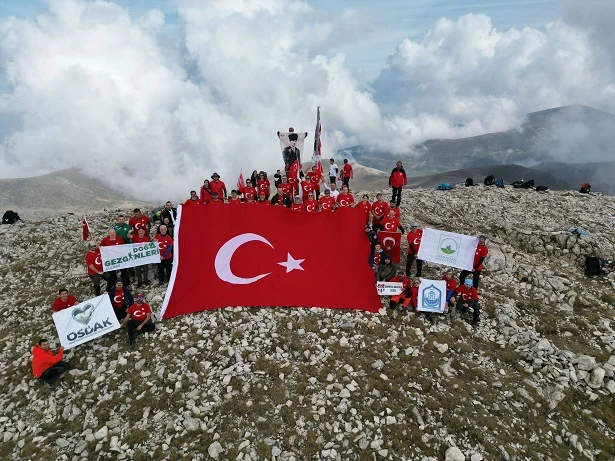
top-left (580, 183), bottom-right (591, 193)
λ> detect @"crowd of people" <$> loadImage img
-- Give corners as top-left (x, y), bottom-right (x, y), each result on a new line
top-left (34, 158), bottom-right (489, 389)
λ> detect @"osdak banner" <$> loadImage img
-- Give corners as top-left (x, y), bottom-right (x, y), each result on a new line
top-left (417, 228), bottom-right (478, 271)
top-left (52, 295), bottom-right (121, 349)
top-left (376, 282), bottom-right (403, 296)
top-left (100, 242), bottom-right (160, 271)
top-left (416, 279), bottom-right (447, 313)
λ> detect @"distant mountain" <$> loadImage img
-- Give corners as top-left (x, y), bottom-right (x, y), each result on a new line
top-left (340, 105), bottom-right (615, 176)
top-left (0, 168), bottom-right (154, 220)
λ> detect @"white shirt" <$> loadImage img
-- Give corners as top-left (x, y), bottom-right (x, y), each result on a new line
top-left (329, 163), bottom-right (339, 177)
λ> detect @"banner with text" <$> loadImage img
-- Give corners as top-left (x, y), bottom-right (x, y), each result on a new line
top-left (376, 281), bottom-right (403, 296)
top-left (100, 242), bottom-right (160, 271)
top-left (416, 279), bottom-right (447, 313)
top-left (52, 295), bottom-right (121, 349)
top-left (417, 228), bottom-right (478, 271)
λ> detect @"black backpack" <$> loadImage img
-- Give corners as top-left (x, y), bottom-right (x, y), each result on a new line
top-left (494, 177), bottom-right (504, 188)
top-left (2, 210), bottom-right (21, 224)
top-left (465, 178), bottom-right (474, 187)
top-left (484, 175), bottom-right (495, 186)
top-left (585, 256), bottom-right (604, 277)
top-left (535, 185), bottom-right (548, 192)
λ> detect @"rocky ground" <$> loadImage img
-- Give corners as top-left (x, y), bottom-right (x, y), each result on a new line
top-left (0, 185), bottom-right (614, 461)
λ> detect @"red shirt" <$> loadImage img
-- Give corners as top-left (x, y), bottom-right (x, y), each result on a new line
top-left (257, 179), bottom-right (270, 196)
top-left (310, 172), bottom-right (322, 187)
top-left (442, 276), bottom-right (458, 293)
top-left (53, 295), bottom-right (78, 312)
top-left (127, 302), bottom-right (152, 322)
top-left (228, 197), bottom-right (242, 205)
top-left (319, 196), bottom-right (336, 212)
top-left (111, 290), bottom-right (125, 308)
top-left (210, 180), bottom-right (226, 197)
top-left (300, 181), bottom-right (315, 200)
top-left (373, 251), bottom-right (383, 266)
top-left (304, 199), bottom-right (318, 213)
top-left (32, 345), bottom-right (64, 378)
top-left (132, 234), bottom-right (150, 244)
top-left (200, 187), bottom-right (212, 203)
top-left (343, 163), bottom-right (352, 179)
top-left (337, 193), bottom-right (354, 207)
top-left (241, 186), bottom-right (257, 201)
top-left (390, 276), bottom-right (411, 290)
top-left (389, 207), bottom-right (401, 219)
top-left (85, 249), bottom-right (103, 275)
top-left (129, 215), bottom-right (150, 232)
top-left (454, 285), bottom-right (479, 302)
top-left (154, 234), bottom-right (174, 260)
top-left (184, 197), bottom-right (203, 205)
top-left (474, 244), bottom-right (489, 271)
top-left (291, 202), bottom-right (304, 212)
top-left (280, 183), bottom-right (292, 197)
top-left (210, 199), bottom-right (225, 205)
top-left (371, 201), bottom-right (390, 223)
top-left (406, 229), bottom-right (423, 255)
top-left (100, 235), bottom-right (125, 247)
top-left (257, 200), bottom-right (271, 206)
top-left (356, 201), bottom-right (371, 223)
top-left (380, 217), bottom-right (401, 232)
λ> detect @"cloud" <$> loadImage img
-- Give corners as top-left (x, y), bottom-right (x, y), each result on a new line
top-left (0, 0), bottom-right (613, 203)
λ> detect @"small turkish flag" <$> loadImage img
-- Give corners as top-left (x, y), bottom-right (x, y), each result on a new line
top-left (161, 205), bottom-right (381, 318)
top-left (237, 170), bottom-right (245, 191)
top-left (378, 231), bottom-right (401, 263)
top-left (82, 216), bottom-right (91, 241)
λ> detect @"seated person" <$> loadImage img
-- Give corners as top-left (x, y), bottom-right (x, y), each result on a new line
top-left (121, 292), bottom-right (155, 348)
top-left (376, 256), bottom-right (396, 281)
top-left (31, 338), bottom-right (70, 388)
top-left (52, 288), bottom-right (78, 312)
top-left (451, 278), bottom-right (481, 327)
top-left (388, 269), bottom-right (411, 310)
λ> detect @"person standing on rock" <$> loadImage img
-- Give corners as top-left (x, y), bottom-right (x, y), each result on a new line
top-left (52, 288), bottom-right (78, 312)
top-left (85, 242), bottom-right (106, 296)
top-left (112, 214), bottom-right (133, 243)
top-left (451, 278), bottom-right (481, 327)
top-left (121, 292), bottom-right (155, 348)
top-left (356, 195), bottom-right (372, 224)
top-left (100, 228), bottom-right (130, 289)
top-left (370, 194), bottom-right (390, 232)
top-left (388, 201), bottom-right (401, 219)
top-left (131, 228), bottom-right (151, 288)
top-left (329, 158), bottom-right (339, 186)
top-left (459, 235), bottom-right (489, 289)
top-left (389, 161), bottom-right (407, 207)
top-left (340, 159), bottom-right (353, 188)
top-left (380, 209), bottom-right (405, 233)
top-left (405, 223), bottom-right (423, 277)
top-left (364, 224), bottom-right (379, 248)
top-left (210, 173), bottom-right (227, 200)
top-left (129, 208), bottom-right (150, 235)
top-left (32, 338), bottom-right (71, 388)
top-left (109, 279), bottom-right (134, 322)
top-left (160, 201), bottom-right (177, 227)
top-left (154, 225), bottom-right (173, 284)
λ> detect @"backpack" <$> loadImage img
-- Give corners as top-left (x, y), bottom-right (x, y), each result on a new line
top-left (584, 256), bottom-right (604, 277)
top-left (494, 177), bottom-right (504, 188)
top-left (520, 180), bottom-right (535, 189)
top-left (535, 185), bottom-right (548, 192)
top-left (579, 183), bottom-right (591, 193)
top-left (465, 178), bottom-right (474, 187)
top-left (484, 175), bottom-right (495, 186)
top-left (2, 210), bottom-right (21, 224)
top-left (437, 183), bottom-right (454, 191)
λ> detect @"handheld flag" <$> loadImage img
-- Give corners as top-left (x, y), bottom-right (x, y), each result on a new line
top-left (82, 216), bottom-right (91, 241)
top-left (237, 170), bottom-right (245, 191)
top-left (313, 106), bottom-right (323, 176)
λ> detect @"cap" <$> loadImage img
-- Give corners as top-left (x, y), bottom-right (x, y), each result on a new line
top-left (212, 192), bottom-right (219, 197)
top-left (443, 268), bottom-right (453, 274)
top-left (115, 279), bottom-right (123, 284)
top-left (464, 278), bottom-right (473, 286)
top-left (410, 222), bottom-right (419, 227)
top-left (136, 292), bottom-right (145, 299)
top-left (479, 234), bottom-right (487, 239)
top-left (325, 189), bottom-right (330, 194)
top-left (396, 269), bottom-right (404, 274)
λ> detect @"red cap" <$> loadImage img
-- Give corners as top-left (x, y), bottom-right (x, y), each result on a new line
top-left (288, 127), bottom-right (294, 132)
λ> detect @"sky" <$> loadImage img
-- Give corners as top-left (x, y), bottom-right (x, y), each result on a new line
top-left (0, 0), bottom-right (613, 201)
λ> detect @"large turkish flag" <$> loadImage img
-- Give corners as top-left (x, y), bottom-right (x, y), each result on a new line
top-left (161, 205), bottom-right (381, 318)
top-left (378, 231), bottom-right (401, 263)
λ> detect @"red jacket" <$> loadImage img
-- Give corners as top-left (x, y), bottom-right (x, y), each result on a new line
top-left (389, 167), bottom-right (407, 188)
top-left (406, 229), bottom-right (423, 255)
top-left (53, 295), bottom-right (78, 312)
top-left (32, 345), bottom-right (64, 378)
top-left (200, 187), bottom-right (212, 203)
top-left (474, 244), bottom-right (489, 271)
top-left (454, 285), bottom-right (479, 302)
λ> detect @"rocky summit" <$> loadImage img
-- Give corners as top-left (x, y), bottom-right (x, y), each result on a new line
top-left (1, 185), bottom-right (614, 461)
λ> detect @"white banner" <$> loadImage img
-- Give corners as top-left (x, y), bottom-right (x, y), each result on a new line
top-left (52, 295), bottom-right (121, 349)
top-left (417, 228), bottom-right (478, 271)
top-left (100, 241), bottom-right (160, 271)
top-left (416, 279), bottom-right (447, 313)
top-left (376, 282), bottom-right (403, 296)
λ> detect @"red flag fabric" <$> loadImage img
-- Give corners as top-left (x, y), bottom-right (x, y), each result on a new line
top-left (237, 170), bottom-right (245, 191)
top-left (378, 231), bottom-right (401, 263)
top-left (82, 216), bottom-right (91, 241)
top-left (161, 205), bottom-right (381, 318)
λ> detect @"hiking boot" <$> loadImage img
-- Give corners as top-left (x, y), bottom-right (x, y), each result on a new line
top-left (129, 340), bottom-right (136, 349)
top-left (388, 300), bottom-right (397, 310)
top-left (43, 381), bottom-right (54, 389)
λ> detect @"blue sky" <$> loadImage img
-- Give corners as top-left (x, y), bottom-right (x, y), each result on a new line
top-left (0, 0), bottom-right (558, 87)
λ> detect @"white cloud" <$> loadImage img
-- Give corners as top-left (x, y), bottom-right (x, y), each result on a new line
top-left (0, 0), bottom-right (613, 202)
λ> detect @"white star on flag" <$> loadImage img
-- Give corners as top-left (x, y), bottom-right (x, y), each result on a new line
top-left (277, 253), bottom-right (305, 273)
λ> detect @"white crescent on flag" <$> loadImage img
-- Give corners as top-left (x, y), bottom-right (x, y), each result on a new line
top-left (383, 237), bottom-right (396, 250)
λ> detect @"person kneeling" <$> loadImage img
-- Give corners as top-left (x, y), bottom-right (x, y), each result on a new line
top-left (451, 278), bottom-right (481, 327)
top-left (388, 269), bottom-right (411, 310)
top-left (32, 338), bottom-right (71, 388)
top-left (121, 292), bottom-right (155, 348)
